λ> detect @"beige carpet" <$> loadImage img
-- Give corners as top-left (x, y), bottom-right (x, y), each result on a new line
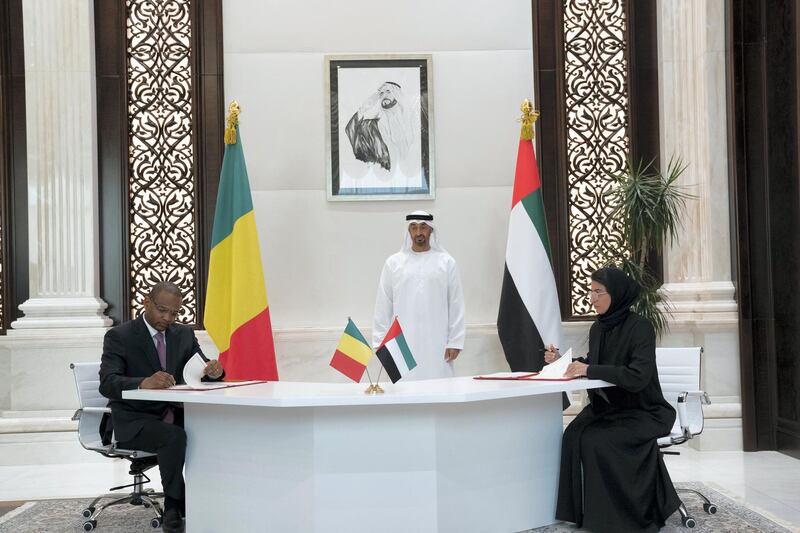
top-left (0, 482), bottom-right (793, 532)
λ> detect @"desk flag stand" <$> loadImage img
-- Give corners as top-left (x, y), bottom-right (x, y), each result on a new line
top-left (328, 317), bottom-right (386, 394)
top-left (328, 316), bottom-right (412, 394)
top-left (365, 315), bottom-right (407, 394)
top-left (364, 367), bottom-right (385, 395)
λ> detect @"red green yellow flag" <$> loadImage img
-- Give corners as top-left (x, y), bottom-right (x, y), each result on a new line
top-left (204, 105), bottom-right (278, 380)
top-left (330, 318), bottom-right (373, 382)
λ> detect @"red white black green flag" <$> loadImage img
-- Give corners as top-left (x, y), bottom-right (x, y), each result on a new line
top-left (497, 103), bottom-right (563, 371)
top-left (375, 318), bottom-right (417, 383)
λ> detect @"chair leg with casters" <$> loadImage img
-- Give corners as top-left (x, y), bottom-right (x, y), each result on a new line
top-left (677, 487), bottom-right (717, 515)
top-left (661, 451), bottom-right (718, 527)
top-left (655, 348), bottom-right (718, 529)
top-left (81, 465), bottom-right (163, 531)
top-left (72, 362), bottom-right (168, 530)
top-left (677, 502), bottom-right (696, 528)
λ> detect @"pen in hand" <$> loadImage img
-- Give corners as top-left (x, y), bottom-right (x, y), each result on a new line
top-left (542, 345), bottom-right (560, 364)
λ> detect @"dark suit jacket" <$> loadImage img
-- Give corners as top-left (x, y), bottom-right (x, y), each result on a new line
top-left (99, 315), bottom-right (210, 442)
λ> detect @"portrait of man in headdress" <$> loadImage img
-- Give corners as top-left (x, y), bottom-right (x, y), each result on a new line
top-left (327, 56), bottom-right (434, 200)
top-left (345, 81), bottom-right (417, 173)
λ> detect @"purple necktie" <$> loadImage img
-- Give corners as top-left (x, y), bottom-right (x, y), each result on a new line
top-left (155, 331), bottom-right (167, 369)
top-left (155, 332), bottom-right (174, 424)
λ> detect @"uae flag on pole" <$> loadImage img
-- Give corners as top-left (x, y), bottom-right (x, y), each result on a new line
top-left (497, 103), bottom-right (563, 372)
top-left (375, 318), bottom-right (417, 383)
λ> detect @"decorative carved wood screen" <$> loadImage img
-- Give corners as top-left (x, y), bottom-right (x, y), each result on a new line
top-left (562, 1), bottom-right (630, 316)
top-left (96, 0), bottom-right (224, 325)
top-left (532, 0), bottom-right (660, 320)
top-left (127, 0), bottom-right (198, 323)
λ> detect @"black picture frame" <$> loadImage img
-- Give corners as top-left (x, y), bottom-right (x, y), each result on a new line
top-left (325, 54), bottom-right (435, 201)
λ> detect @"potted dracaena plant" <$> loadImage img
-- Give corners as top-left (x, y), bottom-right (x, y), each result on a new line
top-left (598, 156), bottom-right (695, 337)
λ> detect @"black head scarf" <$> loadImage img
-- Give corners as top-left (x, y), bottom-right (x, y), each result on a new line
top-left (591, 267), bottom-right (641, 331)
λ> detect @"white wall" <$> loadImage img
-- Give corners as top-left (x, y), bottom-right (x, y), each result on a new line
top-left (222, 0), bottom-right (534, 330)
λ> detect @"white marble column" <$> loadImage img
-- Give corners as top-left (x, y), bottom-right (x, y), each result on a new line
top-left (657, 0), bottom-right (736, 322)
top-left (656, 0), bottom-right (741, 450)
top-left (10, 0), bottom-right (110, 331)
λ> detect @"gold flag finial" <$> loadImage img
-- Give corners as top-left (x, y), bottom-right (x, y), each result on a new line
top-left (224, 100), bottom-right (241, 145)
top-left (518, 98), bottom-right (540, 141)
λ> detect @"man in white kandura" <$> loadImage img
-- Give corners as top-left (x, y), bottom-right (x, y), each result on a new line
top-left (373, 211), bottom-right (466, 380)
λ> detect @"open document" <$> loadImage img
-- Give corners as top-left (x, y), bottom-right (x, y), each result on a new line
top-left (475, 348), bottom-right (578, 381)
top-left (169, 353), bottom-right (266, 391)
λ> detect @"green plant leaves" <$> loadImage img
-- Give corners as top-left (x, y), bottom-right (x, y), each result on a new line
top-left (600, 156), bottom-right (694, 337)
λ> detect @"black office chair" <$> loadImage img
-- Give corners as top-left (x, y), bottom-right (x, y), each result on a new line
top-left (655, 347), bottom-right (717, 529)
top-left (70, 362), bottom-right (163, 531)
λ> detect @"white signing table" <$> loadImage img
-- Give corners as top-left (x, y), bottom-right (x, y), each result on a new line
top-left (125, 377), bottom-right (609, 533)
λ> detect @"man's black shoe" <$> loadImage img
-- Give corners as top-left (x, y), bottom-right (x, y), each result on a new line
top-left (162, 508), bottom-right (185, 533)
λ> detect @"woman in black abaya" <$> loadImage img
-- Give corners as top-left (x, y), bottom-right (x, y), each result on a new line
top-left (545, 267), bottom-right (680, 532)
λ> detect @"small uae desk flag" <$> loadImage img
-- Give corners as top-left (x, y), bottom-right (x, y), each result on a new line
top-left (375, 318), bottom-right (417, 383)
top-left (497, 99), bottom-right (563, 372)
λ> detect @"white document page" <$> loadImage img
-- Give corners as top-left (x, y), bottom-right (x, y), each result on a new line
top-left (171, 354), bottom-right (265, 390)
top-left (535, 347), bottom-right (573, 379)
top-left (182, 352), bottom-right (208, 387)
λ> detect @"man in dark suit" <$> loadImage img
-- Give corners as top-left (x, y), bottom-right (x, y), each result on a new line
top-left (100, 281), bottom-right (224, 533)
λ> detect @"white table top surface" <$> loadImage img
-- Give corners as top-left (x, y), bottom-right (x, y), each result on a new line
top-left (123, 376), bottom-right (610, 408)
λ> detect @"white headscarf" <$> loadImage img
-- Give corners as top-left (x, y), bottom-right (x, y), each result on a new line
top-left (401, 210), bottom-right (446, 253)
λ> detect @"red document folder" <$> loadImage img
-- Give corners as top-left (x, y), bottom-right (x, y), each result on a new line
top-left (168, 380), bottom-right (267, 391)
top-left (473, 372), bottom-right (578, 381)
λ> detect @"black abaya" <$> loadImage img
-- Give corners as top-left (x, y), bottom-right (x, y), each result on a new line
top-left (555, 311), bottom-right (681, 532)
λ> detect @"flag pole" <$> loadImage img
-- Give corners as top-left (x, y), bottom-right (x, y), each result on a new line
top-left (365, 364), bottom-right (384, 394)
top-left (348, 317), bottom-right (379, 394)
top-left (364, 367), bottom-right (377, 394)
top-left (369, 355), bottom-right (385, 395)
top-left (371, 321), bottom-right (390, 394)
top-left (371, 366), bottom-right (384, 394)
top-left (224, 100), bottom-right (240, 144)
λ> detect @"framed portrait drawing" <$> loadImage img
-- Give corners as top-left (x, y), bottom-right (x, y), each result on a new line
top-left (325, 54), bottom-right (434, 201)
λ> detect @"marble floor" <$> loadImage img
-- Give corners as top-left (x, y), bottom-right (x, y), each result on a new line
top-left (0, 448), bottom-right (798, 529)
top-left (662, 448), bottom-right (800, 529)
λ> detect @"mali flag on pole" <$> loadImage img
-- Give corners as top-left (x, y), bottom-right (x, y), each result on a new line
top-left (497, 100), bottom-right (563, 372)
top-left (204, 102), bottom-right (279, 381)
top-left (329, 318), bottom-right (373, 382)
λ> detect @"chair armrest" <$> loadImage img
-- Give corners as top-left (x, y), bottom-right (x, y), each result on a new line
top-left (72, 407), bottom-right (109, 421)
top-left (82, 406), bottom-right (112, 414)
top-left (678, 391), bottom-right (711, 405)
top-left (676, 390), bottom-right (708, 438)
top-left (72, 406), bottom-right (111, 426)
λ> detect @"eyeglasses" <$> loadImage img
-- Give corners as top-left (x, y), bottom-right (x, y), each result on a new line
top-left (588, 289), bottom-right (608, 299)
top-left (155, 304), bottom-right (181, 318)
